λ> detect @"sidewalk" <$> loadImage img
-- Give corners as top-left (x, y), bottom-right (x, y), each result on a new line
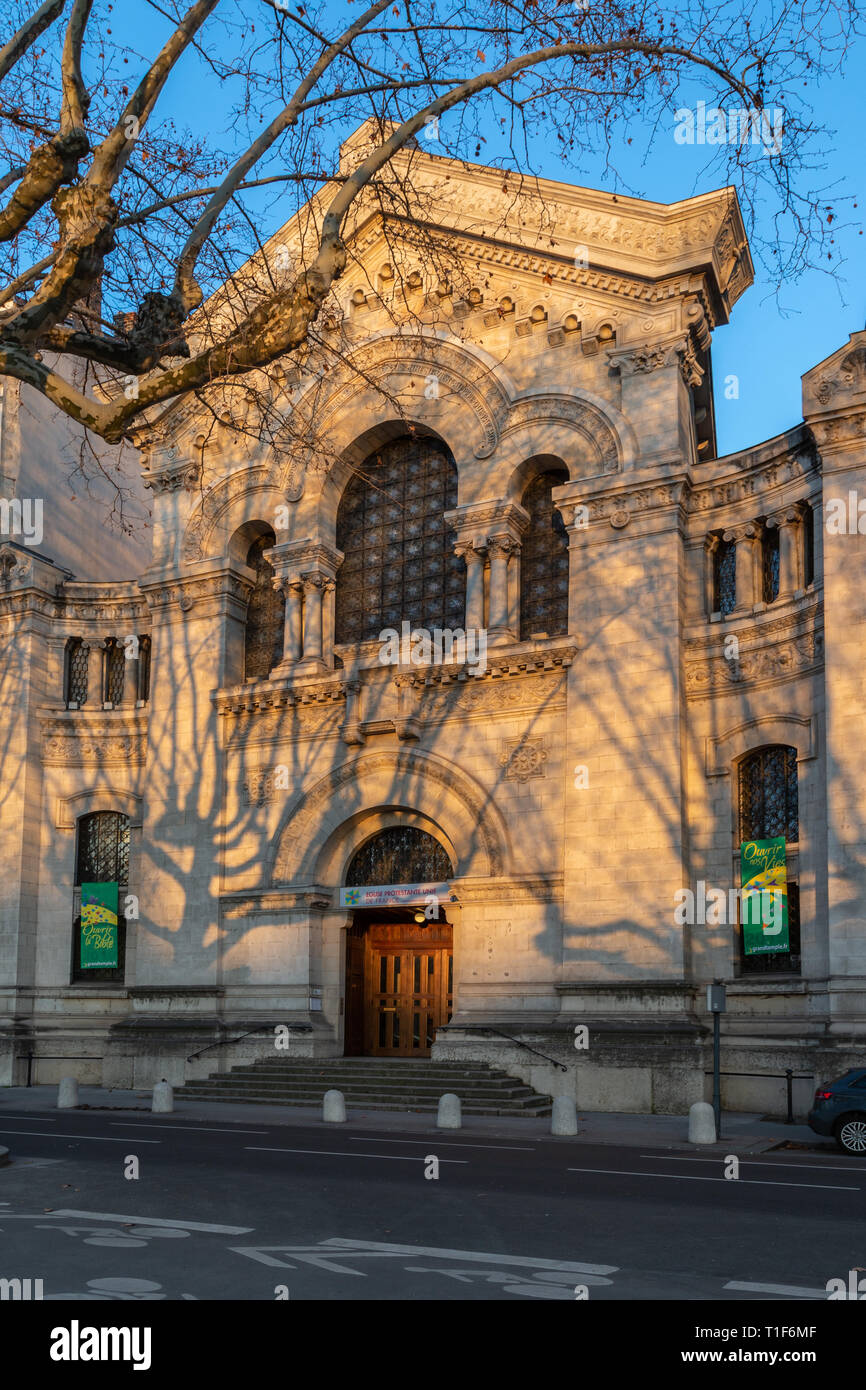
top-left (0, 1083), bottom-right (834, 1155)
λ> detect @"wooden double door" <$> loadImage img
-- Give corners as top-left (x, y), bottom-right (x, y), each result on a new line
top-left (345, 919), bottom-right (453, 1057)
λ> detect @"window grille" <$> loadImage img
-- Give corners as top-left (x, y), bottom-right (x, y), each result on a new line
top-left (519, 469), bottom-right (569, 640)
top-left (737, 745), bottom-right (800, 976)
top-left (105, 639), bottom-right (125, 704)
top-left (138, 635), bottom-right (151, 702)
top-left (713, 538), bottom-right (736, 615)
top-left (738, 745), bottom-right (798, 844)
top-left (346, 827), bottom-right (453, 886)
top-left (334, 436), bottom-right (464, 644)
top-left (244, 535), bottom-right (284, 680)
top-left (762, 525), bottom-right (780, 603)
top-left (66, 639), bottom-right (88, 705)
top-left (72, 812), bottom-right (130, 984)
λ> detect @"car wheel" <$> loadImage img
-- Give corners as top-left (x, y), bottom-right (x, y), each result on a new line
top-left (835, 1115), bottom-right (866, 1155)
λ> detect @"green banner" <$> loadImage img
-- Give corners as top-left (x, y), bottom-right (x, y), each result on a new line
top-left (740, 837), bottom-right (789, 954)
top-left (80, 881), bottom-right (119, 969)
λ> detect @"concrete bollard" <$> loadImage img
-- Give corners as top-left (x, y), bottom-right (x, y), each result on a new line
top-left (688, 1101), bottom-right (717, 1144)
top-left (57, 1076), bottom-right (79, 1109)
top-left (323, 1089), bottom-right (346, 1123)
top-left (551, 1096), bottom-right (578, 1136)
top-left (437, 1093), bottom-right (462, 1129)
top-left (152, 1080), bottom-right (174, 1114)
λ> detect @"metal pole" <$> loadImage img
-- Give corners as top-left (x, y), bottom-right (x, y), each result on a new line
top-left (785, 1068), bottom-right (794, 1124)
top-left (712, 1012), bottom-right (721, 1139)
top-left (27, 1051), bottom-right (33, 1087)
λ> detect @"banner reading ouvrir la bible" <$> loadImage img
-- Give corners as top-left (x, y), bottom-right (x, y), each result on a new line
top-left (739, 836), bottom-right (789, 954)
top-left (80, 881), bottom-right (119, 968)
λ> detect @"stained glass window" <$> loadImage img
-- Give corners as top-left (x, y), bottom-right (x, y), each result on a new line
top-left (714, 537), bottom-right (736, 616)
top-left (334, 436), bottom-right (464, 644)
top-left (519, 469), bottom-right (569, 640)
top-left (244, 535), bottom-right (284, 680)
top-left (346, 827), bottom-right (453, 886)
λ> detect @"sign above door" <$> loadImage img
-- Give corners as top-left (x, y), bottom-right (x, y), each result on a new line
top-left (340, 882), bottom-right (456, 909)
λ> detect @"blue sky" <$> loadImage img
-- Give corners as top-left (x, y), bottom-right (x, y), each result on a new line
top-left (116, 4), bottom-right (864, 458)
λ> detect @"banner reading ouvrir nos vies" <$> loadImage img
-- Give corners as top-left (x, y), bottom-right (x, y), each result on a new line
top-left (740, 837), bottom-right (789, 955)
top-left (80, 881), bottom-right (119, 968)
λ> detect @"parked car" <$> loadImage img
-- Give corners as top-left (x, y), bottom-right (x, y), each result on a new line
top-left (808, 1069), bottom-right (866, 1154)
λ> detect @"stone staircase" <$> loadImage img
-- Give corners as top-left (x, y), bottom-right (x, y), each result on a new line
top-left (176, 1057), bottom-right (553, 1117)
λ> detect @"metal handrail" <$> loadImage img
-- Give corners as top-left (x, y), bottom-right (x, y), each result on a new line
top-left (452, 1026), bottom-right (570, 1073)
top-left (702, 1067), bottom-right (814, 1124)
top-left (186, 1022), bottom-right (312, 1062)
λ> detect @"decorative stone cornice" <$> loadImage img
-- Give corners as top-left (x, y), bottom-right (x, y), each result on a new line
top-left (142, 571), bottom-right (252, 613)
top-left (684, 604), bottom-right (823, 697)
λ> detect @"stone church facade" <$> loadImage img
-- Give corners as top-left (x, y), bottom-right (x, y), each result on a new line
top-left (2, 130), bottom-right (864, 1114)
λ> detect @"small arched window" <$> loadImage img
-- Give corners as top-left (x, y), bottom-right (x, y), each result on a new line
top-left (713, 536), bottom-right (736, 615)
top-left (65, 638), bottom-right (88, 706)
top-left (105, 638), bottom-right (126, 705)
top-left (72, 811), bottom-right (130, 983)
top-left (738, 745), bottom-right (798, 844)
top-left (335, 436), bottom-right (464, 644)
top-left (346, 827), bottom-right (453, 886)
top-left (519, 469), bottom-right (569, 640)
top-left (244, 533), bottom-right (285, 681)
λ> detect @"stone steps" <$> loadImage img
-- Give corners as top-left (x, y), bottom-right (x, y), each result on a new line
top-left (176, 1057), bottom-right (553, 1117)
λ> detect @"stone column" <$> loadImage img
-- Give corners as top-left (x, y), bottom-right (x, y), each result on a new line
top-left (722, 522), bottom-right (759, 613)
top-left (486, 535), bottom-right (516, 641)
top-left (299, 574), bottom-right (333, 670)
top-left (507, 540), bottom-right (522, 635)
top-left (456, 543), bottom-right (486, 631)
top-left (85, 639), bottom-right (105, 707)
top-left (276, 577), bottom-right (303, 667)
top-left (766, 507), bottom-right (801, 598)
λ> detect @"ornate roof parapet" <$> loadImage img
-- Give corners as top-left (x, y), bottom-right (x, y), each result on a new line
top-left (802, 330), bottom-right (866, 460)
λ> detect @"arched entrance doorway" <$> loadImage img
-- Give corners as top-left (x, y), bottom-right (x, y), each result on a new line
top-left (343, 827), bottom-right (454, 1058)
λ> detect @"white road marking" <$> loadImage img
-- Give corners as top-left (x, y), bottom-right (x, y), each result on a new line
top-left (46, 1209), bottom-right (254, 1234)
top-left (229, 1236), bottom-right (616, 1276)
top-left (109, 1122), bottom-right (269, 1134)
top-left (639, 1153), bottom-right (864, 1174)
top-left (325, 1238), bottom-right (617, 1274)
top-left (245, 1145), bottom-right (468, 1163)
top-left (0, 1114), bottom-right (56, 1121)
top-left (349, 1136), bottom-right (534, 1151)
top-left (0, 1128), bottom-right (160, 1144)
top-left (724, 1280), bottom-right (828, 1299)
top-left (567, 1166), bottom-right (858, 1190)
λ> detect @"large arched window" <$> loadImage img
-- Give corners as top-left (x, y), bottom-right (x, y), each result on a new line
top-left (244, 532), bottom-right (285, 681)
top-left (71, 811), bottom-right (130, 983)
top-left (519, 469), bottom-right (569, 640)
top-left (334, 436), bottom-right (464, 644)
top-left (346, 827), bottom-right (453, 886)
top-left (737, 744), bottom-right (800, 975)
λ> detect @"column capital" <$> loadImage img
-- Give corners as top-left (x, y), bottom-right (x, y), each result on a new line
top-left (764, 505), bottom-right (802, 530)
top-left (486, 533), bottom-right (520, 558)
top-left (721, 521), bottom-right (759, 545)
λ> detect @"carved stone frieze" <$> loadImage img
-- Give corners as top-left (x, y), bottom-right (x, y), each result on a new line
top-left (684, 626), bottom-right (824, 697)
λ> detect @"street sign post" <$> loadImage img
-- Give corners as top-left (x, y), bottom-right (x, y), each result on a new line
top-left (707, 982), bottom-right (726, 1139)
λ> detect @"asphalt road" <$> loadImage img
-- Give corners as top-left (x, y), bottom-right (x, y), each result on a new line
top-left (0, 1106), bottom-right (862, 1301)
